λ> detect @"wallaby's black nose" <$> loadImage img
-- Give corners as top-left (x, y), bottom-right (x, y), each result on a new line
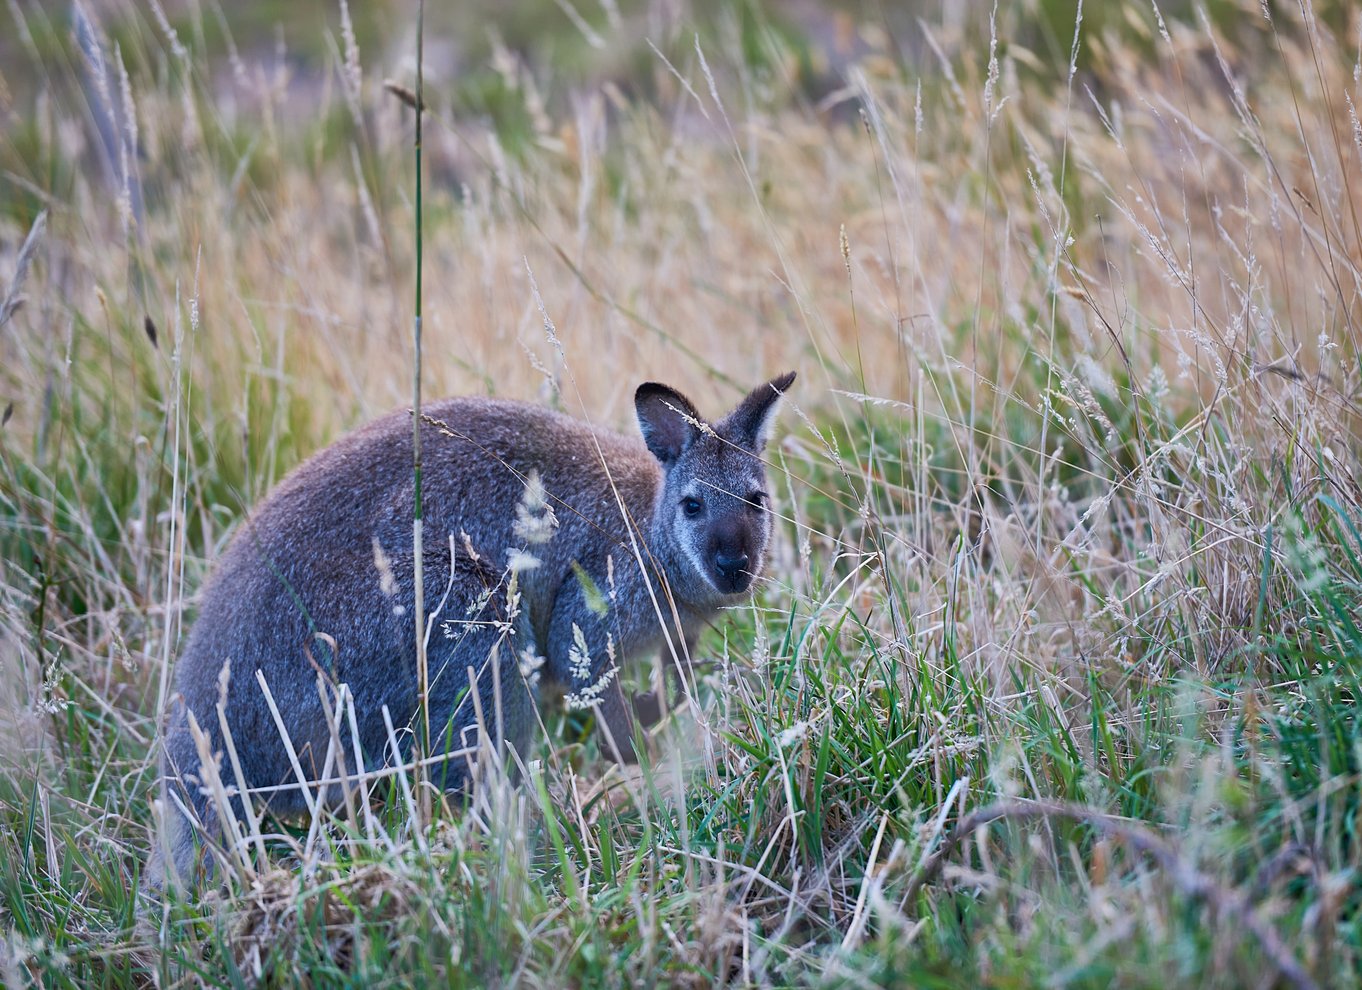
top-left (715, 551), bottom-right (749, 577)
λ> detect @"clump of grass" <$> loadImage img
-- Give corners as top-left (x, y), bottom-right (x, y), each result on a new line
top-left (2, 0), bottom-right (1361, 986)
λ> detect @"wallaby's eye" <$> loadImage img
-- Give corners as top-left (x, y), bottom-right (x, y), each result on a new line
top-left (682, 496), bottom-right (704, 518)
top-left (747, 491), bottom-right (768, 511)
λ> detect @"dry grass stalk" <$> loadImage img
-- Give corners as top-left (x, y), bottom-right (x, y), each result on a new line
top-left (904, 799), bottom-right (1322, 990)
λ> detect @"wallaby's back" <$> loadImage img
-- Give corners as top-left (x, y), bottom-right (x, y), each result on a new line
top-left (166, 399), bottom-right (654, 781)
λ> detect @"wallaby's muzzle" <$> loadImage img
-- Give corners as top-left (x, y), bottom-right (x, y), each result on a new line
top-left (713, 549), bottom-right (753, 593)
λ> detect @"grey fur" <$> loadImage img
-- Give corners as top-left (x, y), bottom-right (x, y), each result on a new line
top-left (146, 372), bottom-right (795, 893)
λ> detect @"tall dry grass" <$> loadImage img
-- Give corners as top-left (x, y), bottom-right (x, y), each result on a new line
top-left (1, 0), bottom-right (1361, 985)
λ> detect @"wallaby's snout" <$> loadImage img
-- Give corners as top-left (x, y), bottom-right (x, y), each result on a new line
top-left (702, 501), bottom-right (761, 594)
top-left (713, 548), bottom-right (750, 590)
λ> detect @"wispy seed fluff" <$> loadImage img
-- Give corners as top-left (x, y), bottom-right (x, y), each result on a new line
top-left (513, 469), bottom-right (559, 545)
top-left (371, 537), bottom-right (405, 616)
top-left (568, 623), bottom-right (593, 682)
top-left (507, 471), bottom-right (555, 570)
top-left (518, 649), bottom-right (545, 689)
top-left (563, 623), bottom-right (618, 710)
top-left (507, 548), bottom-right (542, 573)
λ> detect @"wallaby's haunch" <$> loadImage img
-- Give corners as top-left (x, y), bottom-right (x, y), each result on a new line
top-left (148, 372), bottom-right (795, 891)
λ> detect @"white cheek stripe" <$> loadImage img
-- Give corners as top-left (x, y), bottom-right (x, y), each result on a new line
top-left (680, 513), bottom-right (718, 594)
top-left (678, 486), bottom-right (714, 591)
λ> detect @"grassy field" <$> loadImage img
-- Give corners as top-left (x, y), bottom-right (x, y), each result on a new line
top-left (2, 0), bottom-right (1361, 986)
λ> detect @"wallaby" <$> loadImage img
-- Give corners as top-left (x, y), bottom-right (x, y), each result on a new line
top-left (147, 372), bottom-right (796, 892)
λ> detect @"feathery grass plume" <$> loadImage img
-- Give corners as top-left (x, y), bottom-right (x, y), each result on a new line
top-left (0, 210), bottom-right (46, 330)
top-left (338, 0), bottom-right (364, 129)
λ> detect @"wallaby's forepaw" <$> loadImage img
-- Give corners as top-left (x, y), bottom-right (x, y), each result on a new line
top-left (632, 690), bottom-right (666, 729)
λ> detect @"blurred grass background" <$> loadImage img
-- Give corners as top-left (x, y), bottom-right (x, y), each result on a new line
top-left (2, 0), bottom-right (1362, 986)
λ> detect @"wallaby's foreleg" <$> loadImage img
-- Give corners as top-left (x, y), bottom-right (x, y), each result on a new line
top-left (633, 630), bottom-right (698, 728)
top-left (598, 677), bottom-right (639, 763)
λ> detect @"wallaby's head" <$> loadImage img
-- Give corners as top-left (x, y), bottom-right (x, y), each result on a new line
top-left (635, 372), bottom-right (796, 606)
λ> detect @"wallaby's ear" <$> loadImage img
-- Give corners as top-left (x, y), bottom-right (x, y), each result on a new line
top-left (635, 382), bottom-right (703, 465)
top-left (718, 371), bottom-right (796, 452)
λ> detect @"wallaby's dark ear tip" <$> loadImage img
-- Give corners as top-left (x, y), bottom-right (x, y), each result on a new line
top-left (635, 381), bottom-right (702, 464)
top-left (717, 371), bottom-right (796, 451)
top-left (634, 381), bottom-right (668, 404)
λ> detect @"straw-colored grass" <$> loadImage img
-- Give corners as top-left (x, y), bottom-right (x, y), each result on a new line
top-left (1, 0), bottom-right (1360, 986)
